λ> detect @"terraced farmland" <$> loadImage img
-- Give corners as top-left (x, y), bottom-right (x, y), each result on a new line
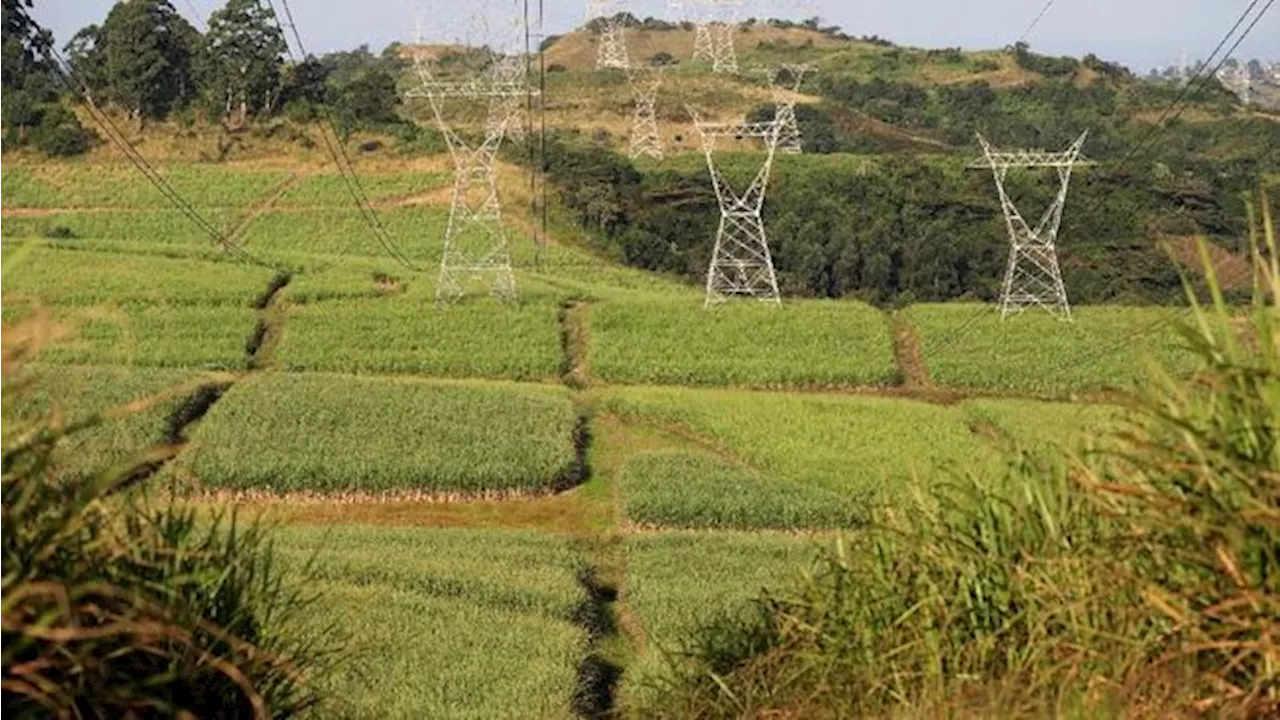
top-left (1, 157), bottom-right (1183, 719)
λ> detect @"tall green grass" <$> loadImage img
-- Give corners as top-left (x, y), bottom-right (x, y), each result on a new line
top-left (1, 364), bottom-right (211, 481)
top-left (603, 387), bottom-right (1112, 502)
top-left (1, 246), bottom-right (274, 307)
top-left (620, 533), bottom-right (813, 714)
top-left (906, 303), bottom-right (1196, 396)
top-left (620, 450), bottom-right (869, 530)
top-left (2, 303), bottom-right (257, 371)
top-left (277, 297), bottom-right (564, 381)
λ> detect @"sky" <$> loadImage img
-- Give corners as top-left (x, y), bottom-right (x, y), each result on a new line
top-left (32, 0), bottom-right (1280, 72)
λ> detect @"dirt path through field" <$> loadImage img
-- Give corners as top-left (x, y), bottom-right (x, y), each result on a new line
top-left (890, 310), bottom-right (933, 390)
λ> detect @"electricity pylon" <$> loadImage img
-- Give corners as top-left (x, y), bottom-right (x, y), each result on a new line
top-left (691, 0), bottom-right (736, 71)
top-left (587, 0), bottom-right (630, 69)
top-left (769, 63), bottom-right (815, 154)
top-left (693, 23), bottom-right (715, 63)
top-left (708, 0), bottom-right (743, 74)
top-left (972, 131), bottom-right (1091, 321)
top-left (711, 21), bottom-right (738, 74)
top-left (628, 68), bottom-right (665, 159)
top-left (691, 107), bottom-right (785, 306)
top-left (488, 55), bottom-right (529, 139)
top-left (408, 59), bottom-right (538, 304)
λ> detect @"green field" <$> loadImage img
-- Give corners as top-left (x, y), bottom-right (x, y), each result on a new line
top-left (1, 164), bottom-right (289, 209)
top-left (171, 373), bottom-right (580, 494)
top-left (1, 363), bottom-right (209, 480)
top-left (1, 245), bottom-right (274, 307)
top-left (621, 533), bottom-right (815, 711)
top-left (590, 297), bottom-right (900, 387)
top-left (276, 171), bottom-right (451, 206)
top-left (0, 156), bottom-right (1201, 718)
top-left (604, 386), bottom-right (1120, 508)
top-left (276, 295), bottom-right (564, 380)
top-left (1, 209), bottom-right (240, 248)
top-left (619, 450), bottom-right (870, 530)
top-left (906, 304), bottom-right (1196, 396)
top-left (4, 302), bottom-right (258, 370)
top-left (273, 525), bottom-right (586, 719)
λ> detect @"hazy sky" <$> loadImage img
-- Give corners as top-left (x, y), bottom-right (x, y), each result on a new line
top-left (32, 0), bottom-right (1279, 72)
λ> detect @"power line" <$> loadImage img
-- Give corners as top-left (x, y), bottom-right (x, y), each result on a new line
top-left (181, 0), bottom-right (208, 32)
top-left (46, 47), bottom-right (278, 271)
top-left (262, 0), bottom-right (418, 270)
top-left (1017, 0), bottom-right (1057, 45)
top-left (1111, 0), bottom-right (1272, 176)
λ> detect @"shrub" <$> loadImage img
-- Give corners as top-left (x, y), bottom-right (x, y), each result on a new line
top-left (40, 225), bottom-right (75, 239)
top-left (649, 51), bottom-right (677, 67)
top-left (31, 104), bottom-right (96, 157)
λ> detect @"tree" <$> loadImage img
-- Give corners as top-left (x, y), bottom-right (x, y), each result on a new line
top-left (2, 0), bottom-right (49, 83)
top-left (321, 45), bottom-right (405, 132)
top-left (2, 0), bottom-right (95, 155)
top-left (99, 0), bottom-right (201, 122)
top-left (204, 0), bottom-right (285, 126)
top-left (63, 24), bottom-right (106, 95)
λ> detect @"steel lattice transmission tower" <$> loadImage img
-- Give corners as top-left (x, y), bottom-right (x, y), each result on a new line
top-left (769, 63), bottom-right (816, 154)
top-left (408, 59), bottom-right (538, 304)
top-left (487, 55), bottom-right (529, 139)
top-left (627, 68), bottom-right (665, 159)
top-left (691, 0), bottom-right (715, 63)
top-left (691, 107), bottom-right (785, 306)
top-left (972, 131), bottom-right (1091, 321)
top-left (710, 0), bottom-right (743, 74)
top-left (587, 0), bottom-right (630, 69)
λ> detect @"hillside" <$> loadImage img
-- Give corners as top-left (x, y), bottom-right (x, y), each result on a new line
top-left (440, 22), bottom-right (1274, 308)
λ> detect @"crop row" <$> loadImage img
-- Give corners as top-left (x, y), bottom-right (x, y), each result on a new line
top-left (170, 373), bottom-right (580, 495)
top-left (620, 532), bottom-right (814, 712)
top-left (2, 245), bottom-right (275, 308)
top-left (5, 302), bottom-right (258, 371)
top-left (620, 450), bottom-right (868, 530)
top-left (277, 295), bottom-right (565, 381)
top-left (272, 525), bottom-right (586, 719)
top-left (907, 303), bottom-right (1196, 396)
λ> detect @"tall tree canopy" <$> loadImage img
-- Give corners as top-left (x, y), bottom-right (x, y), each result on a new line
top-left (2, 0), bottom-right (95, 155)
top-left (204, 0), bottom-right (285, 125)
top-left (100, 0), bottom-right (201, 121)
